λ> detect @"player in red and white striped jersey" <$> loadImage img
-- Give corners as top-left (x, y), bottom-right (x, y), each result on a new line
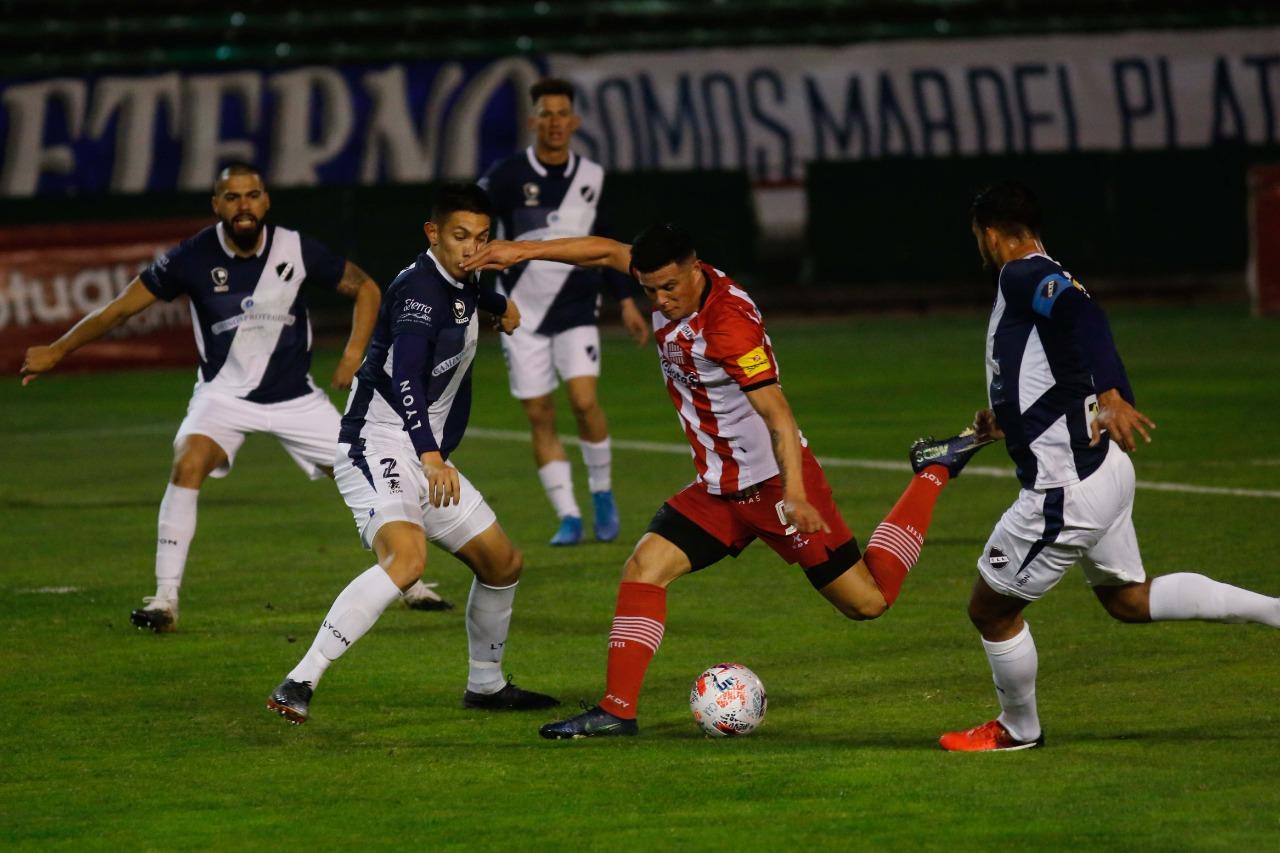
top-left (464, 224), bottom-right (989, 738)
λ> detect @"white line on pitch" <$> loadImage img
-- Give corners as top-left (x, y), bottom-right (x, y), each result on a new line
top-left (6, 421), bottom-right (1278, 500)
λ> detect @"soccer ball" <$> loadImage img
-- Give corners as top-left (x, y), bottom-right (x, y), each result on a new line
top-left (689, 663), bottom-right (767, 737)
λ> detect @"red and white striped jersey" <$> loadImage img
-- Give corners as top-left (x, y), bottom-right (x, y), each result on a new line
top-left (652, 263), bottom-right (802, 495)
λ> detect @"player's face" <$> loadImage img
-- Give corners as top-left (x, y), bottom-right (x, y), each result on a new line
top-left (425, 211), bottom-right (491, 280)
top-left (212, 174), bottom-right (270, 250)
top-left (531, 94), bottom-right (580, 153)
top-left (638, 257), bottom-right (704, 321)
top-left (972, 221), bottom-right (997, 270)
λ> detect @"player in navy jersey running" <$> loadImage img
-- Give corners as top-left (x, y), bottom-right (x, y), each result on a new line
top-left (937, 181), bottom-right (1280, 752)
top-left (20, 163), bottom-right (452, 629)
top-left (464, 225), bottom-right (988, 738)
top-left (267, 184), bottom-right (558, 724)
top-left (478, 77), bottom-right (650, 546)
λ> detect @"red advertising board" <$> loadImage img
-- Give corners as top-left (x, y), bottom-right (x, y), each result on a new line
top-left (1249, 166), bottom-right (1280, 317)
top-left (0, 219), bottom-right (209, 374)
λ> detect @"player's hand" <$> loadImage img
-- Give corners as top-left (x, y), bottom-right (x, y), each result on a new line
top-left (330, 351), bottom-right (362, 390)
top-left (973, 408), bottom-right (1005, 442)
top-left (20, 345), bottom-right (61, 385)
top-left (1091, 388), bottom-right (1155, 452)
top-left (462, 240), bottom-right (525, 273)
top-left (496, 299), bottom-right (520, 335)
top-left (784, 495), bottom-right (831, 535)
top-left (620, 298), bottom-right (650, 347)
top-left (420, 452), bottom-right (460, 507)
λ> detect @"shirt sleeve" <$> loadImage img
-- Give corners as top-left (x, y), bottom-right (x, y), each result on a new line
top-left (1034, 273), bottom-right (1135, 404)
top-left (300, 234), bottom-right (347, 291)
top-left (592, 178), bottom-right (643, 302)
top-left (388, 279), bottom-right (442, 455)
top-left (138, 241), bottom-right (189, 302)
top-left (702, 301), bottom-right (779, 391)
top-left (475, 284), bottom-right (508, 316)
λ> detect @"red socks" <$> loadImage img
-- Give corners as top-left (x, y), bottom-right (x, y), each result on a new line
top-left (863, 466), bottom-right (949, 606)
top-left (601, 581), bottom-right (667, 719)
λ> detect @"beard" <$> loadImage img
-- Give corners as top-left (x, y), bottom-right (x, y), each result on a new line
top-left (223, 214), bottom-right (264, 251)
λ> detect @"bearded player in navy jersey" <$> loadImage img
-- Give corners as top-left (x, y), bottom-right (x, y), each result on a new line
top-left (478, 78), bottom-right (650, 547)
top-left (267, 183), bottom-right (558, 724)
top-left (19, 163), bottom-right (451, 631)
top-left (937, 181), bottom-right (1280, 752)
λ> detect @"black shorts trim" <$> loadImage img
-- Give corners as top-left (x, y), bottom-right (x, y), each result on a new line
top-left (646, 503), bottom-right (743, 572)
top-left (804, 537), bottom-right (862, 590)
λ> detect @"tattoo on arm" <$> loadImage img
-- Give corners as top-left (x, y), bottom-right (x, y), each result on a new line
top-left (770, 427), bottom-right (789, 485)
top-left (337, 262), bottom-right (369, 298)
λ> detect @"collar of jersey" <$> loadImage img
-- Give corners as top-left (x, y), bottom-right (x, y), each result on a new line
top-left (525, 145), bottom-right (577, 179)
top-left (426, 249), bottom-right (468, 290)
top-left (216, 222), bottom-right (268, 259)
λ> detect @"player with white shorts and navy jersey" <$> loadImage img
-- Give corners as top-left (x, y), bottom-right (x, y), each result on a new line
top-left (18, 163), bottom-right (450, 630)
top-left (937, 181), bottom-right (1280, 752)
top-left (267, 183), bottom-right (559, 724)
top-left (478, 77), bottom-right (650, 546)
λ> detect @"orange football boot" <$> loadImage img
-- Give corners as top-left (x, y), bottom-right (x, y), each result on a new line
top-left (939, 719), bottom-right (1044, 752)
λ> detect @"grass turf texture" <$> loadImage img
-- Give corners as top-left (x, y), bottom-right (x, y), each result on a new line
top-left (3, 304), bottom-right (1278, 849)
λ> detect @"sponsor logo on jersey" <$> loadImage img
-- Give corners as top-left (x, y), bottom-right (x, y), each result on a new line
top-left (399, 298), bottom-right (433, 326)
top-left (677, 323), bottom-right (696, 340)
top-left (431, 351), bottom-right (466, 377)
top-left (988, 547), bottom-right (1009, 570)
top-left (736, 346), bottom-right (772, 378)
top-left (1043, 280), bottom-right (1057, 299)
top-left (211, 266), bottom-right (229, 291)
top-left (523, 182), bottom-right (540, 206)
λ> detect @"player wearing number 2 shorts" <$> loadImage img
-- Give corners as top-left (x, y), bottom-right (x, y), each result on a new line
top-left (463, 223), bottom-right (993, 738)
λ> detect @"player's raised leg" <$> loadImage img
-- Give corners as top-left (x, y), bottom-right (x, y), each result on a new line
top-left (266, 520), bottom-right (420, 724)
top-left (565, 374), bottom-right (619, 543)
top-left (450, 521), bottom-right (560, 710)
top-left (540, 532), bottom-right (693, 739)
top-left (130, 433), bottom-right (228, 633)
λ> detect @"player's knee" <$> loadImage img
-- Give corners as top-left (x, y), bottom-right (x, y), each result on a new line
top-left (488, 547), bottom-right (523, 587)
top-left (1099, 584), bottom-right (1152, 623)
top-left (622, 552), bottom-right (675, 587)
top-left (523, 397), bottom-right (556, 430)
top-left (835, 596), bottom-right (887, 621)
top-left (170, 457), bottom-right (208, 487)
top-left (967, 601), bottom-right (1007, 635)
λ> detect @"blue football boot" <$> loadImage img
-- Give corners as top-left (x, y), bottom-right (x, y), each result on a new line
top-left (591, 490), bottom-right (620, 542)
top-left (549, 515), bottom-right (583, 546)
top-left (539, 703), bottom-right (638, 739)
top-left (909, 427), bottom-right (997, 478)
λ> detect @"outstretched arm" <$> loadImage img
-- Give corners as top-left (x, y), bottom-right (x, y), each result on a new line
top-left (461, 236), bottom-right (633, 276)
top-left (332, 261), bottom-right (381, 390)
top-left (21, 277), bottom-right (157, 384)
top-left (745, 383), bottom-right (830, 535)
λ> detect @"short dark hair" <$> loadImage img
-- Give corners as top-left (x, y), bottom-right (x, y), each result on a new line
top-left (213, 161), bottom-right (263, 192)
top-left (431, 182), bottom-right (494, 224)
top-left (631, 223), bottom-right (696, 274)
top-left (530, 77), bottom-right (575, 105)
top-left (971, 180), bottom-right (1042, 236)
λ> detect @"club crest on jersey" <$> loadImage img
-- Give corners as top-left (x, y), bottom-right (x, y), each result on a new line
top-left (211, 267), bottom-right (229, 291)
top-left (523, 182), bottom-right (540, 206)
top-left (663, 341), bottom-right (690, 367)
top-left (580, 185), bottom-right (597, 203)
top-left (453, 297), bottom-right (467, 322)
top-left (275, 261), bottom-right (295, 282)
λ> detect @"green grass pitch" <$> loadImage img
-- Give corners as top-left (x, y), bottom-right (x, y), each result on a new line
top-left (3, 304), bottom-right (1279, 848)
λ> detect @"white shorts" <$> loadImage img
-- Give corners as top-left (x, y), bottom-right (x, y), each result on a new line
top-left (335, 427), bottom-right (497, 553)
top-left (978, 442), bottom-right (1146, 601)
top-left (499, 323), bottom-right (601, 400)
top-left (175, 384), bottom-right (339, 480)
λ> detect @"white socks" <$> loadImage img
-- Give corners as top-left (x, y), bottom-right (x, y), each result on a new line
top-left (1149, 573), bottom-right (1280, 627)
top-left (154, 483), bottom-right (199, 601)
top-left (982, 622), bottom-right (1041, 742)
top-left (288, 565), bottom-right (402, 687)
top-left (466, 579), bottom-right (517, 694)
top-left (538, 460), bottom-right (580, 519)
top-left (579, 438), bottom-right (612, 493)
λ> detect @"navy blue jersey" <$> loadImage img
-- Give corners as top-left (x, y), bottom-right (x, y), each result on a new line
top-left (478, 147), bottom-right (634, 335)
top-left (140, 223), bottom-right (345, 403)
top-left (339, 250), bottom-right (502, 460)
top-left (987, 253), bottom-right (1133, 489)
